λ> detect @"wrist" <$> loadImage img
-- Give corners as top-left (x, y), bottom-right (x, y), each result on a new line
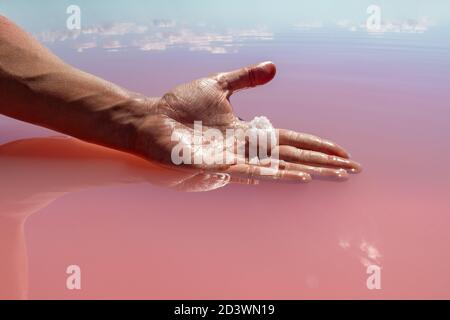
top-left (100, 94), bottom-right (160, 155)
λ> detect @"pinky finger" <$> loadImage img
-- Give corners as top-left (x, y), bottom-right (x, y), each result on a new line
top-left (280, 161), bottom-right (349, 180)
top-left (225, 164), bottom-right (311, 183)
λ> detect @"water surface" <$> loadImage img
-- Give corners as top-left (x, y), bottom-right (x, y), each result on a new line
top-left (1, 0), bottom-right (450, 299)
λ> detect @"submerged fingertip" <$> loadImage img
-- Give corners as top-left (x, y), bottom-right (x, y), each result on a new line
top-left (346, 159), bottom-right (362, 173)
top-left (349, 165), bottom-right (362, 174)
top-left (299, 172), bottom-right (312, 183)
top-left (336, 169), bottom-right (349, 180)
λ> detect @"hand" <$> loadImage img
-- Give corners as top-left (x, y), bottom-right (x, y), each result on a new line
top-left (133, 61), bottom-right (361, 183)
top-left (135, 61), bottom-right (363, 182)
top-left (0, 17), bottom-right (360, 183)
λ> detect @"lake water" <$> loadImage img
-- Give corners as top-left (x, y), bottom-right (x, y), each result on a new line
top-left (1, 0), bottom-right (450, 299)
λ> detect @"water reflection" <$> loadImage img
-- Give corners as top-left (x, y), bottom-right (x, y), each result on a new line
top-left (36, 21), bottom-right (273, 54)
top-left (34, 15), bottom-right (439, 54)
top-left (0, 136), bottom-right (232, 299)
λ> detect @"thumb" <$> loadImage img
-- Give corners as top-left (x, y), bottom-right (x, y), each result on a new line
top-left (216, 61), bottom-right (276, 93)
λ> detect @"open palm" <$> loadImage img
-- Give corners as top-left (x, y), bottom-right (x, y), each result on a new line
top-left (135, 62), bottom-right (361, 182)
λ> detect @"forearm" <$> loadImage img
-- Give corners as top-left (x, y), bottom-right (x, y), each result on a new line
top-left (0, 15), bottom-right (155, 153)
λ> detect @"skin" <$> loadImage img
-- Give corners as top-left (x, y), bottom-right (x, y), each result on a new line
top-left (0, 15), bottom-right (361, 183)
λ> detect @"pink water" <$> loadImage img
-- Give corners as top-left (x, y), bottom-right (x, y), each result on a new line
top-left (1, 23), bottom-right (450, 299)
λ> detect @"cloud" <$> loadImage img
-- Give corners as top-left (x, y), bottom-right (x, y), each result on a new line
top-left (102, 40), bottom-right (123, 51)
top-left (189, 46), bottom-right (230, 54)
top-left (336, 18), bottom-right (434, 34)
top-left (360, 241), bottom-right (382, 264)
top-left (152, 19), bottom-right (176, 28)
top-left (38, 29), bottom-right (80, 43)
top-left (132, 28), bottom-right (268, 54)
top-left (338, 239), bottom-right (351, 249)
top-left (136, 41), bottom-right (167, 51)
top-left (339, 238), bottom-right (382, 268)
top-left (83, 22), bottom-right (148, 36)
top-left (74, 42), bottom-right (97, 53)
top-left (36, 22), bottom-right (272, 54)
top-left (36, 22), bottom-right (148, 43)
top-left (292, 21), bottom-right (324, 30)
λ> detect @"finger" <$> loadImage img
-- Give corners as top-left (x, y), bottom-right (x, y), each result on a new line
top-left (229, 175), bottom-right (260, 186)
top-left (279, 161), bottom-right (349, 180)
top-left (225, 163), bottom-right (311, 183)
top-left (215, 61), bottom-right (276, 93)
top-left (264, 159), bottom-right (348, 180)
top-left (276, 145), bottom-right (362, 173)
top-left (278, 129), bottom-right (350, 158)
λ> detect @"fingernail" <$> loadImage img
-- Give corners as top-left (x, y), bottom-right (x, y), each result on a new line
top-left (257, 61), bottom-right (277, 80)
top-left (349, 162), bottom-right (362, 173)
top-left (259, 61), bottom-right (274, 67)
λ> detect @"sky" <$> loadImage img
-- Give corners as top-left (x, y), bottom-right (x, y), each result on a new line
top-left (1, 0), bottom-right (450, 32)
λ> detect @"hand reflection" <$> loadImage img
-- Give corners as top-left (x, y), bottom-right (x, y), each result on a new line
top-left (1, 135), bottom-right (233, 215)
top-left (0, 136), bottom-right (235, 299)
